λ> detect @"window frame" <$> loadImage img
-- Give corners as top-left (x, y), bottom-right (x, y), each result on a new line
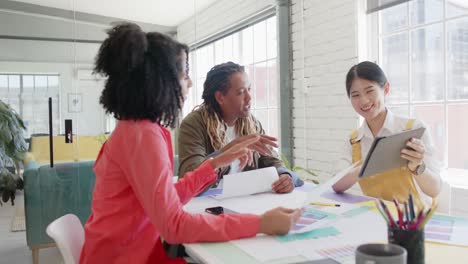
top-left (0, 73), bottom-right (61, 137)
top-left (180, 13), bottom-right (284, 152)
top-left (368, 0), bottom-right (468, 171)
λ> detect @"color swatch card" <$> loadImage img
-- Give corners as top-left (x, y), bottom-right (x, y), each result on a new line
top-left (289, 208), bottom-right (338, 234)
top-left (290, 235), bottom-right (359, 264)
top-left (290, 210), bottom-right (332, 233)
top-left (425, 214), bottom-right (468, 246)
top-left (315, 244), bottom-right (355, 264)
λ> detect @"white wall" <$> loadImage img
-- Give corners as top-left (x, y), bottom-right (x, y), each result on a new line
top-left (290, 0), bottom-right (361, 182)
top-left (0, 38), bottom-right (100, 63)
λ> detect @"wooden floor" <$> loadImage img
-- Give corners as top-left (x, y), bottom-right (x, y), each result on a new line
top-left (0, 191), bottom-right (62, 264)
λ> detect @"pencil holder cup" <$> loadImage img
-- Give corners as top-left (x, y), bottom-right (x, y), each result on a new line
top-left (388, 226), bottom-right (425, 264)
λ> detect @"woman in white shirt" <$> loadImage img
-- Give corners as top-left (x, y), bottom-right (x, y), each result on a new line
top-left (332, 61), bottom-right (441, 207)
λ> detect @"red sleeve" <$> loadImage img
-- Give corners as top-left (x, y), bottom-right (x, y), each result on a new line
top-left (121, 124), bottom-right (260, 244)
top-left (174, 160), bottom-right (216, 204)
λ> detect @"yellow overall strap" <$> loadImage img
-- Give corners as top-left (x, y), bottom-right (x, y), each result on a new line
top-left (350, 130), bottom-right (362, 165)
top-left (355, 119), bottom-right (426, 209)
top-left (405, 119), bottom-right (416, 130)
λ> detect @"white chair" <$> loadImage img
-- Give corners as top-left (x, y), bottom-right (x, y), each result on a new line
top-left (46, 214), bottom-right (85, 264)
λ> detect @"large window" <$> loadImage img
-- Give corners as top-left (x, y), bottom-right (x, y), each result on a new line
top-left (184, 16), bottom-right (280, 138)
top-left (370, 0), bottom-right (468, 172)
top-left (0, 74), bottom-right (60, 137)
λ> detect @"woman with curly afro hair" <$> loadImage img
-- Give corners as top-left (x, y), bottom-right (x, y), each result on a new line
top-left (79, 23), bottom-right (303, 264)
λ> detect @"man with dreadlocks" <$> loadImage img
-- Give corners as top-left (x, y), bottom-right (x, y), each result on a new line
top-left (178, 62), bottom-right (303, 195)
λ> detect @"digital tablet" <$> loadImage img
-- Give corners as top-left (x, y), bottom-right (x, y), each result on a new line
top-left (359, 127), bottom-right (426, 178)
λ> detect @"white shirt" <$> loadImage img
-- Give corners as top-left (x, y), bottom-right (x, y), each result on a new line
top-left (226, 125), bottom-right (241, 174)
top-left (335, 110), bottom-right (440, 201)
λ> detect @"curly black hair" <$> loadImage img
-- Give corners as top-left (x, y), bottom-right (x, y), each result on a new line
top-left (94, 23), bottom-right (189, 128)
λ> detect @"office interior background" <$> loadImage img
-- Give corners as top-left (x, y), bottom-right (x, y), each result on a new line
top-left (0, 0), bottom-right (467, 262)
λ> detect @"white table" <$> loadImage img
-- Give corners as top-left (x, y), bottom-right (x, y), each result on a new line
top-left (183, 184), bottom-right (468, 264)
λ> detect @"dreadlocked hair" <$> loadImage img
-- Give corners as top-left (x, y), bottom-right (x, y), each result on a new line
top-left (198, 62), bottom-right (257, 150)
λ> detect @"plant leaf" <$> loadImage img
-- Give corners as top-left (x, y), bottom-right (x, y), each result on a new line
top-left (0, 100), bottom-right (27, 167)
top-left (280, 153), bottom-right (291, 170)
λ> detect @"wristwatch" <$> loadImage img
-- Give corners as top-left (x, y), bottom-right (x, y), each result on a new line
top-left (409, 162), bottom-right (426, 175)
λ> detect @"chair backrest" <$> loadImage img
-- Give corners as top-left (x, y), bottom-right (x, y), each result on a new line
top-left (46, 214), bottom-right (84, 264)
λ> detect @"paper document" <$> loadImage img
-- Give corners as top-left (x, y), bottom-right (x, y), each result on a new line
top-left (425, 214), bottom-right (468, 246)
top-left (290, 237), bottom-right (357, 264)
top-left (320, 190), bottom-right (374, 204)
top-left (303, 162), bottom-right (359, 204)
top-left (221, 191), bottom-right (306, 215)
top-left (289, 208), bottom-right (338, 234)
top-left (231, 236), bottom-right (298, 262)
top-left (212, 167), bottom-right (278, 199)
top-left (288, 203), bottom-right (367, 235)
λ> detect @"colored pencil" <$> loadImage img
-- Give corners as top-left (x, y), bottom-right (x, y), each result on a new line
top-left (393, 198), bottom-right (404, 229)
top-left (374, 200), bottom-right (390, 225)
top-left (409, 193), bottom-right (416, 221)
top-left (418, 204), bottom-right (437, 230)
top-left (404, 202), bottom-right (410, 229)
top-left (380, 200), bottom-right (396, 228)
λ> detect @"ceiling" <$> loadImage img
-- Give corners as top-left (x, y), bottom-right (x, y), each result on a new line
top-left (9, 0), bottom-right (218, 26)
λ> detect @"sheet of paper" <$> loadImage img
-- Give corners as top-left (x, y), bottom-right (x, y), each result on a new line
top-left (286, 212), bottom-right (387, 263)
top-left (302, 163), bottom-right (359, 204)
top-left (331, 212), bottom-right (387, 247)
top-left (288, 237), bottom-right (357, 264)
top-left (212, 167), bottom-right (278, 199)
top-left (231, 236), bottom-right (299, 262)
top-left (288, 202), bottom-right (380, 235)
top-left (320, 190), bottom-right (374, 204)
top-left (219, 191), bottom-right (307, 215)
top-left (425, 214), bottom-right (468, 246)
top-left (288, 208), bottom-right (339, 234)
top-left (307, 202), bottom-right (362, 215)
top-left (278, 226), bottom-right (341, 241)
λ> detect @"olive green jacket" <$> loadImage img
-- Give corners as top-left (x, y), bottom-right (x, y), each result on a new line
top-left (177, 109), bottom-right (302, 192)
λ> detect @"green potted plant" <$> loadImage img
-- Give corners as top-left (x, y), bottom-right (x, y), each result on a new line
top-left (0, 100), bottom-right (27, 205)
top-left (281, 153), bottom-right (319, 184)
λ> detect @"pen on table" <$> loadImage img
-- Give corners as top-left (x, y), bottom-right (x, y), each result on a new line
top-left (309, 202), bottom-right (341, 207)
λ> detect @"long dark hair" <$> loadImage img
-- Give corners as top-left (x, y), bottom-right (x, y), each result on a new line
top-left (345, 61), bottom-right (388, 97)
top-left (94, 23), bottom-right (189, 128)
